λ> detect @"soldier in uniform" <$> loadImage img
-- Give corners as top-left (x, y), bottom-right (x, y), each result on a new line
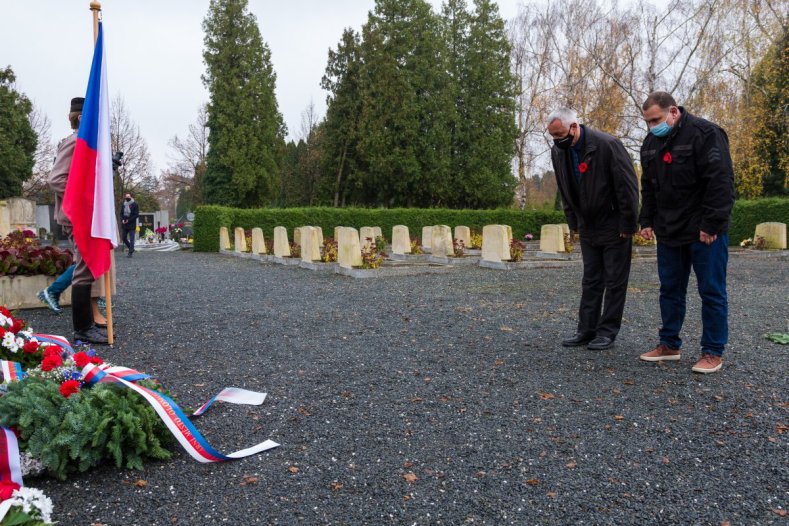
top-left (47, 97), bottom-right (108, 344)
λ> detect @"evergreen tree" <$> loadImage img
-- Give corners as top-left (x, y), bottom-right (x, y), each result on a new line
top-left (358, 0), bottom-right (453, 207)
top-left (0, 67), bottom-right (36, 198)
top-left (202, 0), bottom-right (285, 207)
top-left (755, 30), bottom-right (788, 196)
top-left (460, 0), bottom-right (518, 208)
top-left (321, 29), bottom-right (365, 207)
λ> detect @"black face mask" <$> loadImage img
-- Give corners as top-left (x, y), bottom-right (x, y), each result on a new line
top-left (553, 131), bottom-right (574, 150)
top-left (125, 198), bottom-right (131, 202)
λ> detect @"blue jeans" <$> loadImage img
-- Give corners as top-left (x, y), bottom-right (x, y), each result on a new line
top-left (656, 234), bottom-right (729, 356)
top-left (48, 264), bottom-right (75, 299)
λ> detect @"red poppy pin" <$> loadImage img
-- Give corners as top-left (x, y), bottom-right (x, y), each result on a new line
top-left (663, 152), bottom-right (673, 164)
top-left (579, 162), bottom-right (588, 174)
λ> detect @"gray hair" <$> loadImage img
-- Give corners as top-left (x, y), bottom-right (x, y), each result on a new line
top-left (547, 108), bottom-right (578, 128)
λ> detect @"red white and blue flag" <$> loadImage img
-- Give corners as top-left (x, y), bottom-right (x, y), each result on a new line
top-left (63, 21), bottom-right (118, 279)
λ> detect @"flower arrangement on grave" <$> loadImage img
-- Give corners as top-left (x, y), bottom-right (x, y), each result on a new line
top-left (143, 228), bottom-right (156, 243)
top-left (374, 235), bottom-right (387, 251)
top-left (244, 230), bottom-right (253, 253)
top-left (288, 241), bottom-right (301, 258)
top-left (524, 233), bottom-right (534, 242)
top-left (0, 310), bottom-right (62, 371)
top-left (360, 238), bottom-right (385, 269)
top-left (740, 238), bottom-right (753, 247)
top-left (453, 239), bottom-right (465, 257)
top-left (169, 224), bottom-right (184, 241)
top-left (265, 239), bottom-right (274, 254)
top-left (469, 231), bottom-right (483, 249)
top-left (0, 485), bottom-right (55, 525)
top-left (509, 239), bottom-right (526, 262)
top-left (0, 231), bottom-right (73, 278)
top-left (410, 238), bottom-right (423, 255)
top-left (563, 233), bottom-right (575, 253)
top-left (321, 238), bottom-right (338, 263)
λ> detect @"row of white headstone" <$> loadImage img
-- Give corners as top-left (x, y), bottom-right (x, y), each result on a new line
top-left (219, 222), bottom-right (574, 268)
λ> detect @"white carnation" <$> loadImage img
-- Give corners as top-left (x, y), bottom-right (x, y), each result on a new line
top-left (9, 487), bottom-right (54, 523)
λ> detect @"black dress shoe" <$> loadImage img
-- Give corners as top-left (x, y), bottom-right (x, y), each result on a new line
top-left (562, 333), bottom-right (595, 347)
top-left (588, 336), bottom-right (614, 350)
top-left (74, 326), bottom-right (109, 344)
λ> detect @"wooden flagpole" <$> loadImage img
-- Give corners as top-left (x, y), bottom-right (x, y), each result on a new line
top-left (90, 1), bottom-right (114, 346)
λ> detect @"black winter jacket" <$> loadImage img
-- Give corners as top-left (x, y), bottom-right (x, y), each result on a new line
top-left (551, 126), bottom-right (640, 244)
top-left (638, 108), bottom-right (735, 246)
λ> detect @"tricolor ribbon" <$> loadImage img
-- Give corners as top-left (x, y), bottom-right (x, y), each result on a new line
top-left (31, 334), bottom-right (74, 355)
top-left (0, 361), bottom-right (24, 384)
top-left (81, 363), bottom-right (279, 463)
top-left (0, 428), bottom-right (22, 520)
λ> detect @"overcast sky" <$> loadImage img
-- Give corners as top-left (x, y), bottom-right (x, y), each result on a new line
top-left (2, 0), bottom-right (521, 174)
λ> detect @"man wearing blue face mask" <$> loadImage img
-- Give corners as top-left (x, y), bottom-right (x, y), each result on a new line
top-left (637, 91), bottom-right (735, 374)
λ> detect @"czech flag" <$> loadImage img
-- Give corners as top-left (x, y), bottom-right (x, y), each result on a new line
top-left (63, 21), bottom-right (118, 280)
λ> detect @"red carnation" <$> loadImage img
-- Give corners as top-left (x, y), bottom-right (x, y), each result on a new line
top-left (59, 379), bottom-right (81, 398)
top-left (43, 345), bottom-right (63, 358)
top-left (72, 351), bottom-right (90, 368)
top-left (10, 319), bottom-right (24, 334)
top-left (90, 356), bottom-right (104, 365)
top-left (22, 340), bottom-right (39, 354)
top-left (663, 151), bottom-right (673, 164)
top-left (579, 162), bottom-right (588, 174)
top-left (0, 327), bottom-right (5, 338)
top-left (0, 307), bottom-right (11, 318)
top-left (41, 354), bottom-right (63, 372)
top-left (0, 480), bottom-right (20, 500)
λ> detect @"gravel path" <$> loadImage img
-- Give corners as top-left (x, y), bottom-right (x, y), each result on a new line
top-left (19, 250), bottom-right (788, 525)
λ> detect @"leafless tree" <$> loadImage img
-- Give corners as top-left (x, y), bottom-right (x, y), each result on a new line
top-left (23, 103), bottom-right (57, 203)
top-left (164, 104), bottom-right (209, 213)
top-left (110, 95), bottom-right (155, 202)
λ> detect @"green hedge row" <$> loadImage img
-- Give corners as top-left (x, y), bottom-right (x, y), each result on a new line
top-left (728, 198), bottom-right (789, 244)
top-left (193, 206), bottom-right (565, 252)
top-left (194, 199), bottom-right (788, 252)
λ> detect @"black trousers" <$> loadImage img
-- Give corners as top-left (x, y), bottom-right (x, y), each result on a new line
top-left (577, 235), bottom-right (632, 339)
top-left (121, 224), bottom-right (136, 252)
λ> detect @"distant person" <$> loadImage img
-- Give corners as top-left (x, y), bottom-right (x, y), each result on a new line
top-left (120, 192), bottom-right (139, 257)
top-left (47, 97), bottom-right (107, 344)
top-left (547, 108), bottom-right (639, 351)
top-left (638, 91), bottom-right (734, 374)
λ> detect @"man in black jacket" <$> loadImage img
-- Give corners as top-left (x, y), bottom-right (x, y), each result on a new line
top-left (548, 108), bottom-right (640, 350)
top-left (120, 192), bottom-right (139, 257)
top-left (638, 92), bottom-right (734, 374)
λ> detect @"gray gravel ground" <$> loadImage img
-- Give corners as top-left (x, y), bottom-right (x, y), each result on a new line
top-left (19, 250), bottom-right (788, 525)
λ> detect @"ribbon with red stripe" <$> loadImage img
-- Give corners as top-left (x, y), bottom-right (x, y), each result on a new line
top-left (0, 361), bottom-right (24, 383)
top-left (31, 334), bottom-right (74, 355)
top-left (81, 363), bottom-right (279, 462)
top-left (0, 427), bottom-right (22, 488)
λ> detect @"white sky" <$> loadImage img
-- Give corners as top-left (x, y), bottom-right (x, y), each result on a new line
top-left (1, 0), bottom-right (521, 174)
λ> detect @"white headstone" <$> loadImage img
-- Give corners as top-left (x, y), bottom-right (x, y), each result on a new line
top-left (219, 227), bottom-right (231, 251)
top-left (431, 225), bottom-right (454, 256)
top-left (540, 224), bottom-right (565, 253)
top-left (392, 225), bottom-right (411, 255)
top-left (294, 227), bottom-right (303, 247)
top-left (372, 226), bottom-right (383, 239)
top-left (314, 226), bottom-right (324, 247)
top-left (334, 226), bottom-right (342, 242)
top-left (360, 227), bottom-right (376, 249)
top-left (234, 227), bottom-right (247, 253)
top-left (273, 226), bottom-right (291, 257)
top-left (251, 228), bottom-right (266, 254)
top-left (754, 222), bottom-right (787, 249)
top-left (337, 227), bottom-right (363, 269)
top-left (482, 225), bottom-right (511, 262)
top-left (454, 226), bottom-right (471, 250)
top-left (422, 226), bottom-right (433, 251)
top-left (300, 226), bottom-right (321, 262)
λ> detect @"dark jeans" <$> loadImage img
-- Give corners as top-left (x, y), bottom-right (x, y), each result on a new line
top-left (656, 234), bottom-right (729, 356)
top-left (48, 264), bottom-right (75, 298)
top-left (577, 235), bottom-right (632, 339)
top-left (122, 225), bottom-right (136, 252)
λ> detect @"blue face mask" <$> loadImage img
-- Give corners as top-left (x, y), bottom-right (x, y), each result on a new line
top-left (650, 117), bottom-right (673, 137)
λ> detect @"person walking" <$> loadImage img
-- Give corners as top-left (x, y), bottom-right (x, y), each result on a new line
top-left (547, 108), bottom-right (640, 350)
top-left (47, 97), bottom-right (108, 344)
top-left (637, 91), bottom-right (735, 374)
top-left (120, 192), bottom-right (139, 257)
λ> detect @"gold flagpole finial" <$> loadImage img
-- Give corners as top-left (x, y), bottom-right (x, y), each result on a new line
top-left (90, 2), bottom-right (101, 45)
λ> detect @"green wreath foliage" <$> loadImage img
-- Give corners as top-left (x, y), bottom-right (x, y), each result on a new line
top-left (0, 378), bottom-right (173, 479)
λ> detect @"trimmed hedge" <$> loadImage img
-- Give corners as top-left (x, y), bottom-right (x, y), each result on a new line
top-left (193, 206), bottom-right (565, 252)
top-left (729, 198), bottom-right (789, 245)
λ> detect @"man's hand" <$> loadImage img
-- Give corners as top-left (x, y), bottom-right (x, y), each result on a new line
top-left (700, 231), bottom-right (717, 245)
top-left (639, 227), bottom-right (653, 240)
top-left (122, 219), bottom-right (127, 225)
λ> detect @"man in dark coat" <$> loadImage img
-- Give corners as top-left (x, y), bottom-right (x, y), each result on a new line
top-left (548, 108), bottom-right (640, 350)
top-left (638, 91), bottom-right (734, 374)
top-left (120, 192), bottom-right (139, 257)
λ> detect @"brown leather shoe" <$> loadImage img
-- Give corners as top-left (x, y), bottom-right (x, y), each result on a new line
top-left (691, 354), bottom-right (723, 374)
top-left (640, 344), bottom-right (681, 362)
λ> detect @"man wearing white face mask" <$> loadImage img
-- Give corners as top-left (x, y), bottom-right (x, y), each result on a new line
top-left (637, 91), bottom-right (735, 374)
